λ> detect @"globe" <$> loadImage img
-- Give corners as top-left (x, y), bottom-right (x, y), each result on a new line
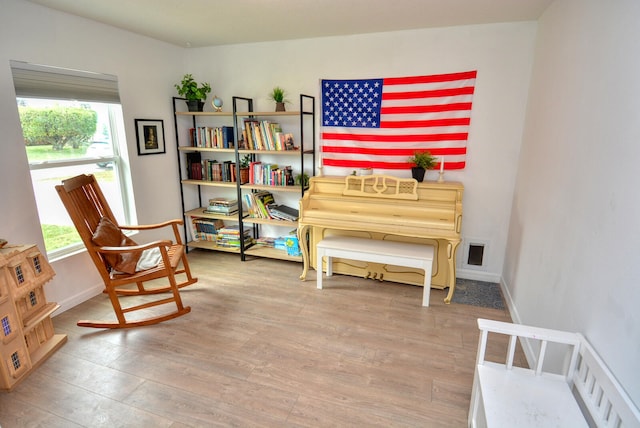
top-left (212, 96), bottom-right (223, 112)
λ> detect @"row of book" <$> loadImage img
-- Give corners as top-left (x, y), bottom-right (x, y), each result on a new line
top-left (186, 153), bottom-right (244, 183)
top-left (248, 162), bottom-right (294, 186)
top-left (191, 218), bottom-right (225, 242)
top-left (241, 119), bottom-right (295, 151)
top-left (190, 217), bottom-right (253, 248)
top-left (189, 126), bottom-right (234, 149)
top-left (202, 160), bottom-right (240, 183)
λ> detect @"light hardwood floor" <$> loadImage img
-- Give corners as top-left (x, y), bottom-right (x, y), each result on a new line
top-left (0, 250), bottom-right (520, 427)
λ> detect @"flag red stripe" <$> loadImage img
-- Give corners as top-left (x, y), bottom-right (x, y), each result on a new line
top-left (383, 70), bottom-right (478, 85)
top-left (322, 158), bottom-right (466, 170)
top-left (380, 102), bottom-right (472, 114)
top-left (322, 146), bottom-right (467, 156)
top-left (321, 132), bottom-right (469, 142)
top-left (382, 86), bottom-right (475, 100)
top-left (380, 117), bottom-right (470, 128)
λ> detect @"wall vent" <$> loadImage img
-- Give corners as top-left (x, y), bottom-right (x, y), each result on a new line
top-left (462, 239), bottom-right (489, 270)
top-left (468, 244), bottom-right (485, 266)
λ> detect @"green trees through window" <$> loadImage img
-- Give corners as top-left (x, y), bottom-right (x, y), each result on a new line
top-left (19, 104), bottom-right (97, 151)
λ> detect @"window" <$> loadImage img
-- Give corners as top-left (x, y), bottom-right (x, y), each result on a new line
top-left (14, 265), bottom-right (24, 284)
top-left (11, 61), bottom-right (135, 259)
top-left (11, 351), bottom-right (21, 371)
top-left (1, 316), bottom-right (11, 337)
top-left (32, 255), bottom-right (42, 274)
top-left (29, 290), bottom-right (37, 307)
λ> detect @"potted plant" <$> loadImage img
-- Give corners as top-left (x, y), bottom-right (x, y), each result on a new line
top-left (295, 172), bottom-right (310, 188)
top-left (238, 154), bottom-right (251, 184)
top-left (408, 150), bottom-right (437, 182)
top-left (268, 86), bottom-right (289, 112)
top-left (174, 74), bottom-right (211, 112)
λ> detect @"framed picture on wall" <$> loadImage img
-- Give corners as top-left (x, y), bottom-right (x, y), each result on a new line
top-left (135, 119), bottom-right (165, 155)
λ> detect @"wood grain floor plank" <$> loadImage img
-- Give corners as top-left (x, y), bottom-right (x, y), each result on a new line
top-left (0, 250), bottom-right (517, 427)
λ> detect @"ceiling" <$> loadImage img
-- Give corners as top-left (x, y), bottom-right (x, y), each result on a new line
top-left (25, 0), bottom-right (554, 48)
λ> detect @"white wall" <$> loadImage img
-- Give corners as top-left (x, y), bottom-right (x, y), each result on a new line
top-left (1, 0), bottom-right (537, 312)
top-left (504, 0), bottom-right (640, 405)
top-left (186, 22), bottom-right (537, 282)
top-left (0, 0), bottom-right (185, 310)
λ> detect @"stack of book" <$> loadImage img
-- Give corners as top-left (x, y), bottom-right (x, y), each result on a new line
top-left (205, 198), bottom-right (238, 216)
top-left (267, 204), bottom-right (299, 221)
top-left (216, 225), bottom-right (252, 248)
top-left (253, 236), bottom-right (277, 248)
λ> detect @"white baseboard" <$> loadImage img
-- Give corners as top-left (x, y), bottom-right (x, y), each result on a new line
top-left (52, 283), bottom-right (104, 316)
top-left (456, 268), bottom-right (501, 283)
top-left (498, 277), bottom-right (520, 324)
top-left (497, 277), bottom-right (535, 365)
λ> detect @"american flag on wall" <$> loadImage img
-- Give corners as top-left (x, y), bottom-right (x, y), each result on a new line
top-left (320, 70), bottom-right (477, 171)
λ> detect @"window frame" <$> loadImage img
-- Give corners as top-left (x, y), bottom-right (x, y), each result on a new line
top-left (11, 61), bottom-right (136, 261)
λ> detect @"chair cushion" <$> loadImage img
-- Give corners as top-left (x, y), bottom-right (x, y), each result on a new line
top-left (92, 217), bottom-right (141, 274)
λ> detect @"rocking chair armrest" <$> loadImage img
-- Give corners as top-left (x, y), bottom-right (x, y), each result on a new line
top-left (95, 239), bottom-right (174, 255)
top-left (120, 219), bottom-right (184, 231)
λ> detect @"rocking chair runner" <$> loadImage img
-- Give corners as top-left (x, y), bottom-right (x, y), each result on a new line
top-left (56, 174), bottom-right (197, 328)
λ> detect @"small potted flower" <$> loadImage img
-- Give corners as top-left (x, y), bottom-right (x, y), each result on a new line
top-left (175, 74), bottom-right (211, 112)
top-left (408, 150), bottom-right (437, 182)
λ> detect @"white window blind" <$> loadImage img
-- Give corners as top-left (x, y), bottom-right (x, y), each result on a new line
top-left (10, 60), bottom-right (120, 103)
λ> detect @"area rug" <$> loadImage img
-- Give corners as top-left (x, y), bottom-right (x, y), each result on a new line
top-left (451, 278), bottom-right (505, 310)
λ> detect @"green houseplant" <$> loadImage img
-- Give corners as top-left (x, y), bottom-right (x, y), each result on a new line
top-left (268, 86), bottom-right (289, 112)
top-left (175, 74), bottom-right (211, 112)
top-left (408, 150), bottom-right (437, 182)
top-left (295, 172), bottom-right (309, 188)
top-left (238, 154), bottom-right (251, 184)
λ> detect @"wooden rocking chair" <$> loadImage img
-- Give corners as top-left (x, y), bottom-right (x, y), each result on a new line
top-left (56, 174), bottom-right (197, 328)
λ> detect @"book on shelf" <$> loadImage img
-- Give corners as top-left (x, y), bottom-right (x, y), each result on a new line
top-left (254, 190), bottom-right (274, 218)
top-left (253, 236), bottom-right (277, 248)
top-left (190, 217), bottom-right (224, 241)
top-left (221, 126), bottom-right (234, 149)
top-left (247, 163), bottom-right (294, 186)
top-left (189, 125), bottom-right (235, 148)
top-left (274, 232), bottom-right (302, 256)
top-left (209, 198), bottom-right (238, 207)
top-left (267, 204), bottom-right (299, 221)
top-left (186, 152), bottom-right (202, 180)
top-left (249, 160), bottom-right (261, 184)
top-left (206, 160), bottom-right (223, 182)
top-left (216, 225), bottom-right (252, 248)
top-left (205, 198), bottom-right (238, 215)
top-left (241, 119), bottom-right (295, 151)
top-left (204, 207), bottom-right (238, 215)
top-left (243, 190), bottom-right (275, 219)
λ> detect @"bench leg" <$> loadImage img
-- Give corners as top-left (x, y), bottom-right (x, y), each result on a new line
top-left (422, 261), bottom-right (433, 307)
top-left (316, 248), bottom-right (323, 289)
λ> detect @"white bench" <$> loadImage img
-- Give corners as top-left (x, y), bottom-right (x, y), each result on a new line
top-left (316, 236), bottom-right (434, 306)
top-left (469, 318), bottom-right (640, 428)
